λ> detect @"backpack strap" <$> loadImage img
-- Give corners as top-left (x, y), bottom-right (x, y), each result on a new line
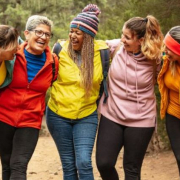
top-left (51, 41), bottom-right (62, 85)
top-left (51, 53), bottom-right (59, 85)
top-left (99, 48), bottom-right (110, 104)
top-left (53, 42), bottom-right (62, 59)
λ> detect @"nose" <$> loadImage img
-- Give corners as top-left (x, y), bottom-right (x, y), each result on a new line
top-left (40, 33), bottom-right (47, 39)
top-left (121, 34), bottom-right (125, 43)
top-left (71, 32), bottom-right (77, 38)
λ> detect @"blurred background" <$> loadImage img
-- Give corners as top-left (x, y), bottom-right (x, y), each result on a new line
top-left (1, 0), bottom-right (179, 46)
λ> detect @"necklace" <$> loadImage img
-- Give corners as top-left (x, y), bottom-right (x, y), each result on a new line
top-left (74, 51), bottom-right (82, 68)
top-left (77, 53), bottom-right (82, 67)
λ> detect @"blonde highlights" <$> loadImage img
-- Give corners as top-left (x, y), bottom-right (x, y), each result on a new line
top-left (68, 33), bottom-right (94, 97)
top-left (169, 61), bottom-right (177, 77)
top-left (141, 15), bottom-right (164, 60)
top-left (125, 15), bottom-right (164, 61)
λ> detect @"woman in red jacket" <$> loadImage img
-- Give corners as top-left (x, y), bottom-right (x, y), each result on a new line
top-left (0, 15), bottom-right (58, 180)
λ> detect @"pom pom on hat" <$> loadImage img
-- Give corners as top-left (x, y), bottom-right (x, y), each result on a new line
top-left (70, 4), bottom-right (101, 37)
top-left (82, 4), bottom-right (101, 16)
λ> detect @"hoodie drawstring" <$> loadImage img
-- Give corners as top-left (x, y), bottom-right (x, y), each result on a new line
top-left (125, 53), bottom-right (140, 112)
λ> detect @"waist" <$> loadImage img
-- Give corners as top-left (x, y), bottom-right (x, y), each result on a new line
top-left (167, 90), bottom-right (180, 118)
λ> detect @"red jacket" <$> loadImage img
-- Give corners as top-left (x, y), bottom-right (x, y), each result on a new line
top-left (0, 42), bottom-right (59, 129)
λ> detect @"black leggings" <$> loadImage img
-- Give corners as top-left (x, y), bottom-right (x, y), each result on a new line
top-left (166, 113), bottom-right (180, 175)
top-left (0, 121), bottom-right (39, 180)
top-left (96, 115), bottom-right (154, 180)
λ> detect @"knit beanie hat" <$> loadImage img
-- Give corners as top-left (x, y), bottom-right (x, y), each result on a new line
top-left (70, 4), bottom-right (101, 37)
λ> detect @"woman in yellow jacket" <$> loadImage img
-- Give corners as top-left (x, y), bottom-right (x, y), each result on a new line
top-left (158, 26), bottom-right (180, 176)
top-left (46, 4), bottom-right (109, 180)
top-left (0, 25), bottom-right (19, 87)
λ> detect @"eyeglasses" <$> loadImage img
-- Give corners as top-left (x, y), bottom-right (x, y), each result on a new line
top-left (31, 29), bottom-right (53, 39)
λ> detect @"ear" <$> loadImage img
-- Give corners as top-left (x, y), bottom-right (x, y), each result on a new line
top-left (24, 30), bottom-right (30, 41)
top-left (138, 37), bottom-right (144, 45)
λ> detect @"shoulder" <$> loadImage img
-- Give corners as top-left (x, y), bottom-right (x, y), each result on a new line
top-left (56, 39), bottom-right (68, 47)
top-left (94, 40), bottom-right (108, 50)
top-left (52, 40), bottom-right (69, 56)
top-left (5, 58), bottom-right (15, 69)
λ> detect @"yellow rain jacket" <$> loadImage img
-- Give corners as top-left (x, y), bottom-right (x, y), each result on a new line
top-left (0, 61), bottom-right (7, 86)
top-left (48, 40), bottom-right (108, 119)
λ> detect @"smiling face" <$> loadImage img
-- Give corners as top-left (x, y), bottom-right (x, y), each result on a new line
top-left (24, 24), bottom-right (51, 55)
top-left (165, 46), bottom-right (180, 63)
top-left (121, 26), bottom-right (142, 54)
top-left (69, 28), bottom-right (84, 51)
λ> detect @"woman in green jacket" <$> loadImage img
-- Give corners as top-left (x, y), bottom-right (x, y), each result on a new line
top-left (0, 25), bottom-right (19, 87)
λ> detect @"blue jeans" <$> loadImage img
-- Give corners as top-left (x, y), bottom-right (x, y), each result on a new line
top-left (46, 107), bottom-right (98, 180)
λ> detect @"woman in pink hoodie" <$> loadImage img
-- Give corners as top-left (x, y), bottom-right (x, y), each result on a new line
top-left (96, 15), bottom-right (164, 180)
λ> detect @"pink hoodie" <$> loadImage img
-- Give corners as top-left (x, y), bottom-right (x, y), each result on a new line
top-left (98, 39), bottom-right (161, 127)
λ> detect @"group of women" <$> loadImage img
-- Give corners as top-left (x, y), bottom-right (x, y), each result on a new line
top-left (0, 3), bottom-right (180, 180)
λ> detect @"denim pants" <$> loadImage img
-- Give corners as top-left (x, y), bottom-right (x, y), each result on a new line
top-left (46, 107), bottom-right (98, 180)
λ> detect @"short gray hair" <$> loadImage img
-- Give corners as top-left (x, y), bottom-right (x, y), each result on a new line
top-left (25, 15), bottom-right (53, 31)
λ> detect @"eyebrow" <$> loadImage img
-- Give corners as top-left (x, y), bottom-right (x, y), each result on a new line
top-left (35, 29), bottom-right (51, 33)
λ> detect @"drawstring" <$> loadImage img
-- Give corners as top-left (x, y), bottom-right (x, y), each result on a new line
top-left (135, 60), bottom-right (140, 112)
top-left (125, 53), bottom-right (128, 97)
top-left (125, 52), bottom-right (140, 112)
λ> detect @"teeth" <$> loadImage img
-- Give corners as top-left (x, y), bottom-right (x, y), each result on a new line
top-left (37, 42), bottom-right (45, 45)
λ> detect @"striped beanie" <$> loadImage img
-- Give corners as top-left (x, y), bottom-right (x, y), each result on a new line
top-left (70, 4), bottom-right (101, 37)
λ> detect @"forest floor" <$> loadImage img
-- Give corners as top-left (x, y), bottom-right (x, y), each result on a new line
top-left (0, 119), bottom-right (179, 180)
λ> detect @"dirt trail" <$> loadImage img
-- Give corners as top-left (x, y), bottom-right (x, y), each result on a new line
top-left (0, 120), bottom-right (179, 180)
top-left (26, 136), bottom-right (179, 180)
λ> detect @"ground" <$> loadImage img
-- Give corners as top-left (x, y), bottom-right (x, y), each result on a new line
top-left (0, 121), bottom-right (179, 180)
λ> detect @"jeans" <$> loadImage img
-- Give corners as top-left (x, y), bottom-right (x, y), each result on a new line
top-left (46, 107), bottom-right (98, 180)
top-left (0, 121), bottom-right (39, 180)
top-left (166, 113), bottom-right (180, 175)
top-left (96, 115), bottom-right (154, 180)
